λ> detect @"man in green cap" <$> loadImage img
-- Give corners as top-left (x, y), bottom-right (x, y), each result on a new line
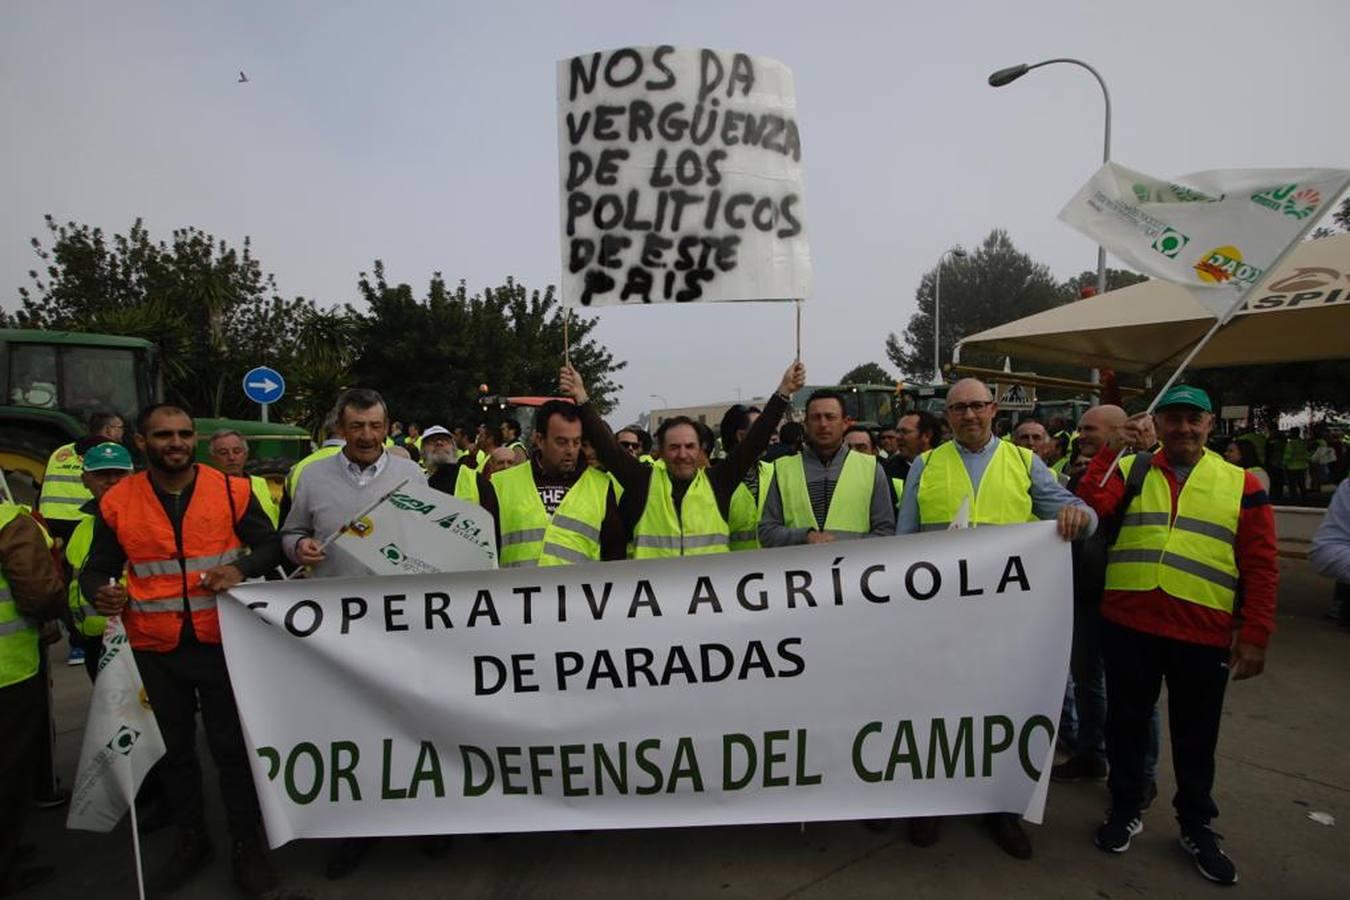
top-left (1077, 384), bottom-right (1278, 885)
top-left (65, 442), bottom-right (135, 680)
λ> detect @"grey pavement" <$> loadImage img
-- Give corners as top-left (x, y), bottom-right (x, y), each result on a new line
top-left (20, 558), bottom-right (1350, 899)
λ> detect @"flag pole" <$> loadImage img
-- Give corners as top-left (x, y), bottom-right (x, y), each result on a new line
top-left (129, 798), bottom-right (147, 900)
top-left (563, 307), bottom-right (571, 368)
top-left (1097, 200), bottom-right (1343, 486)
top-left (794, 299), bottom-right (802, 362)
top-left (316, 477), bottom-right (412, 553)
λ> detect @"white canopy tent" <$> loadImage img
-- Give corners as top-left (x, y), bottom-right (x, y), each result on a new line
top-left (954, 233), bottom-right (1350, 375)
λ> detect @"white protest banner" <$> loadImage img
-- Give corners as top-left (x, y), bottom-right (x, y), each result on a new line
top-left (328, 480), bottom-right (497, 574)
top-left (221, 522), bottom-right (1069, 847)
top-left (1059, 161), bottom-right (1350, 316)
top-left (557, 46), bottom-right (812, 306)
top-left (67, 617), bottom-right (166, 832)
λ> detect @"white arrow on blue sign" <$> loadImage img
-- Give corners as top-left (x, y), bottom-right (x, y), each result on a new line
top-left (242, 366), bottom-right (286, 404)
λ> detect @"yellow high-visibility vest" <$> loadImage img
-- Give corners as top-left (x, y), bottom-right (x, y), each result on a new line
top-left (1, 504), bottom-right (47, 687)
top-left (539, 468), bottom-right (613, 567)
top-left (728, 460), bottom-right (775, 551)
top-left (38, 442), bottom-right (91, 524)
top-left (1105, 449), bottom-right (1243, 613)
top-left (774, 450), bottom-right (876, 536)
top-left (632, 466), bottom-right (729, 558)
top-left (916, 440), bottom-right (1034, 531)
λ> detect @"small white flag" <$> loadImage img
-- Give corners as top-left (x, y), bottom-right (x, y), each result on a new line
top-left (330, 480), bottom-right (498, 575)
top-left (67, 617), bottom-right (166, 832)
top-left (949, 496), bottom-right (972, 530)
top-left (1059, 162), bottom-right (1350, 317)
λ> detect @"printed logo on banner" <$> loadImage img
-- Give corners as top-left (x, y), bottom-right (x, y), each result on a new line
top-left (379, 543), bottom-right (405, 564)
top-left (107, 725), bottom-right (141, 756)
top-left (1151, 227), bottom-right (1190, 259)
top-left (1132, 182), bottom-right (1222, 204)
top-left (1250, 185), bottom-right (1322, 220)
top-left (1194, 246), bottom-right (1264, 286)
top-left (349, 516), bottom-right (375, 538)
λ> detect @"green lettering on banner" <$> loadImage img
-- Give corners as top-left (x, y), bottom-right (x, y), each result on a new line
top-left (926, 717), bottom-right (975, 779)
top-left (498, 746), bottom-right (526, 795)
top-left (983, 716), bottom-right (1014, 777)
top-left (461, 745), bottom-right (494, 797)
top-left (884, 721), bottom-right (922, 781)
top-left (852, 722), bottom-right (883, 783)
top-left (1018, 715), bottom-right (1055, 780)
top-left (667, 737), bottom-right (704, 793)
top-left (409, 741), bottom-right (445, 799)
top-left (381, 739), bottom-right (407, 799)
top-left (285, 742), bottom-right (324, 805)
top-left (594, 742), bottom-right (629, 795)
top-left (795, 729), bottom-right (822, 786)
top-left (722, 733), bottom-right (756, 790)
top-left (529, 745), bottom-right (556, 794)
top-left (635, 738), bottom-right (664, 795)
top-left (762, 730), bottom-right (790, 787)
top-left (560, 744), bottom-right (588, 797)
top-left (331, 741), bottom-right (361, 802)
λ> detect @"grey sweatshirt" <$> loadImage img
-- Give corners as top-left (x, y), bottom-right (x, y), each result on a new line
top-left (281, 451), bottom-right (427, 578)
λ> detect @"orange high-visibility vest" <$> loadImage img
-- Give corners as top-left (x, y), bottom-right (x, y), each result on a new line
top-left (99, 466), bottom-right (251, 652)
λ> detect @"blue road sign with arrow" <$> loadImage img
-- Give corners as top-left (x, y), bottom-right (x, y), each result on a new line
top-left (242, 366), bottom-right (286, 405)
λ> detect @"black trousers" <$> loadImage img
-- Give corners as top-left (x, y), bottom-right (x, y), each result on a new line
top-left (0, 674), bottom-right (43, 884)
top-left (1102, 620), bottom-right (1229, 826)
top-left (134, 641), bottom-right (261, 837)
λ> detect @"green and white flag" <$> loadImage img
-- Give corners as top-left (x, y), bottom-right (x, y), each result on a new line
top-left (1059, 162), bottom-right (1350, 317)
top-left (67, 617), bottom-right (166, 832)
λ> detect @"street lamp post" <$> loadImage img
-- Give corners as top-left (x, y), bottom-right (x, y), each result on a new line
top-left (988, 58), bottom-right (1112, 297)
top-left (933, 248), bottom-right (967, 383)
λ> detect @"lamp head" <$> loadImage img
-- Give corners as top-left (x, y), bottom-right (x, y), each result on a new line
top-left (988, 64), bottom-right (1029, 87)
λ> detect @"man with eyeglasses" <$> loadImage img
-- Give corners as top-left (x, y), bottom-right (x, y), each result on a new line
top-left (615, 427), bottom-right (653, 462)
top-left (897, 378), bottom-right (1095, 861)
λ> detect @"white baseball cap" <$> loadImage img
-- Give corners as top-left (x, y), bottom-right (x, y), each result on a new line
top-left (421, 425), bottom-right (452, 440)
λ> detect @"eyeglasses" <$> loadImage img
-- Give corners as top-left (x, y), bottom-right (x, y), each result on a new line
top-left (618, 440), bottom-right (641, 450)
top-left (946, 401), bottom-right (992, 415)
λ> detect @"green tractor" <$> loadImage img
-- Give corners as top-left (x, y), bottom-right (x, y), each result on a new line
top-left (1, 329), bottom-right (311, 506)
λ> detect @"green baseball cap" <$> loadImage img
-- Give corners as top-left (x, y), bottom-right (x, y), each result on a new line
top-left (1154, 384), bottom-right (1212, 413)
top-left (83, 442), bottom-right (133, 472)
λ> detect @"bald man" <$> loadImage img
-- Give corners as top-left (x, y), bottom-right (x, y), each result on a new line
top-left (898, 378), bottom-right (1096, 860)
top-left (1053, 404), bottom-right (1162, 808)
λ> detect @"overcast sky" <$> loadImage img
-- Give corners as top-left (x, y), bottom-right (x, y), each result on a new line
top-left (4, 0), bottom-right (1348, 426)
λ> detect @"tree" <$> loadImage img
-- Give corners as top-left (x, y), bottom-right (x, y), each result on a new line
top-left (348, 264), bottom-right (625, 425)
top-left (13, 216), bottom-right (315, 418)
top-left (885, 230), bottom-right (1064, 381)
top-left (1059, 267), bottom-right (1150, 300)
top-left (839, 362), bottom-right (895, 385)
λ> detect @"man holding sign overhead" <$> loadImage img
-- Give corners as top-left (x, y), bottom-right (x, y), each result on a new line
top-left (560, 361), bottom-right (804, 557)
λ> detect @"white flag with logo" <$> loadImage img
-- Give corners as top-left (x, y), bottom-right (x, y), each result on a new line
top-left (1059, 162), bottom-right (1350, 317)
top-left (67, 617), bottom-right (166, 832)
top-left (329, 480), bottom-right (498, 575)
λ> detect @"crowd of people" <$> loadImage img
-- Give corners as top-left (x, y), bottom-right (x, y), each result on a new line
top-left (5, 367), bottom-right (1349, 896)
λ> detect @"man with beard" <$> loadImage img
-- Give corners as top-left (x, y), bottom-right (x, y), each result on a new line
top-left (561, 362), bottom-right (805, 558)
top-left (422, 425), bottom-right (488, 501)
top-left (80, 405), bottom-right (286, 897)
top-left (477, 400), bottom-right (626, 566)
